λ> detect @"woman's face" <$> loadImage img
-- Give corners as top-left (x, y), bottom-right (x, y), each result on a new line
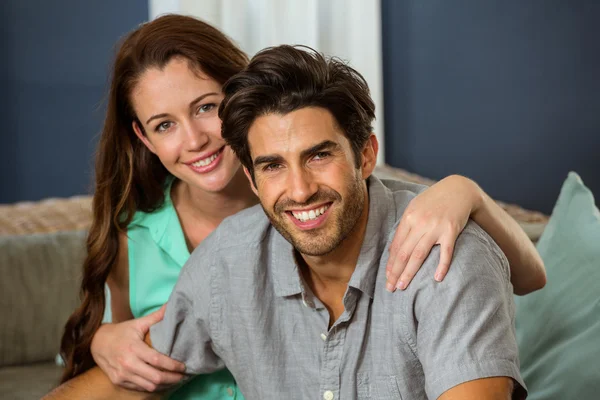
top-left (131, 57), bottom-right (241, 193)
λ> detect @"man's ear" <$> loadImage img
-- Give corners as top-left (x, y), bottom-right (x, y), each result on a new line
top-left (360, 134), bottom-right (379, 180)
top-left (132, 121), bottom-right (157, 154)
top-left (243, 166), bottom-right (259, 196)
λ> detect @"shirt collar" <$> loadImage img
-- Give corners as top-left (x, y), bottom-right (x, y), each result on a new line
top-left (347, 176), bottom-right (398, 298)
top-left (270, 231), bottom-right (304, 297)
top-left (129, 177), bottom-right (190, 267)
top-left (271, 176), bottom-right (398, 298)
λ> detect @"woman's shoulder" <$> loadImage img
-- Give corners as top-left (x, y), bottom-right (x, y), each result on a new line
top-left (128, 180), bottom-right (176, 230)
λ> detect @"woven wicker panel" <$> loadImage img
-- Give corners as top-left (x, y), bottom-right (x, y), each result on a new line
top-left (0, 196), bottom-right (93, 236)
top-left (374, 165), bottom-right (550, 224)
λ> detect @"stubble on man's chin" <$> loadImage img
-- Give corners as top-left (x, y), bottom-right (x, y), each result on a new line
top-left (263, 177), bottom-right (367, 257)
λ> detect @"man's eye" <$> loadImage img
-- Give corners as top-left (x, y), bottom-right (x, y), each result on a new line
top-left (313, 152), bottom-right (330, 160)
top-left (264, 163), bottom-right (282, 172)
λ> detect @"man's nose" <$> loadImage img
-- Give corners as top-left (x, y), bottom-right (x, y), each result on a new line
top-left (287, 168), bottom-right (318, 205)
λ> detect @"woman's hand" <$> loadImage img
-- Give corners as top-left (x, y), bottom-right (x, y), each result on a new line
top-left (385, 175), bottom-right (481, 291)
top-left (90, 305), bottom-right (186, 392)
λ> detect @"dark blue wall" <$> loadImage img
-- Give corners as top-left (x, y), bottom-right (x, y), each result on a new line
top-left (0, 1), bottom-right (147, 203)
top-left (382, 0), bottom-right (600, 214)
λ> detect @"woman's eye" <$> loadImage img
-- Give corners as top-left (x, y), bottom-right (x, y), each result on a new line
top-left (156, 121), bottom-right (173, 132)
top-left (196, 103), bottom-right (216, 115)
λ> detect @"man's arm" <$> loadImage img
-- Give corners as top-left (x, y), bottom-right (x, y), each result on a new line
top-left (439, 377), bottom-right (514, 400)
top-left (44, 247), bottom-right (224, 399)
top-left (43, 335), bottom-right (182, 400)
top-left (42, 365), bottom-right (161, 400)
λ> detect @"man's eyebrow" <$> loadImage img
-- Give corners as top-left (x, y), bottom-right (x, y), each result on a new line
top-left (145, 92), bottom-right (219, 124)
top-left (253, 154), bottom-right (284, 168)
top-left (300, 140), bottom-right (340, 159)
top-left (253, 141), bottom-right (340, 168)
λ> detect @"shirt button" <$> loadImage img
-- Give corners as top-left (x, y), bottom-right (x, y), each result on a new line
top-left (323, 390), bottom-right (334, 400)
top-left (320, 333), bottom-right (327, 341)
top-left (302, 299), bottom-right (315, 308)
top-left (226, 387), bottom-right (234, 397)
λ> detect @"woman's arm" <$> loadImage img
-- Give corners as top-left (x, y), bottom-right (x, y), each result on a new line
top-left (90, 232), bottom-right (185, 392)
top-left (385, 175), bottom-right (546, 295)
top-left (471, 183), bottom-right (546, 295)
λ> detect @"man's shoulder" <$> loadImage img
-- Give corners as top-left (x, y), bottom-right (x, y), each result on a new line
top-left (185, 204), bottom-right (271, 269)
top-left (215, 203), bottom-right (272, 248)
top-left (376, 177), bottom-right (429, 216)
top-left (378, 177), bottom-right (429, 196)
top-left (411, 220), bottom-right (511, 293)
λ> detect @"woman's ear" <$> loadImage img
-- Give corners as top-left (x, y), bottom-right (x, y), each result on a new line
top-left (132, 121), bottom-right (157, 154)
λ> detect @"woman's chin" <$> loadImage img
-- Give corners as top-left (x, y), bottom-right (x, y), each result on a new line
top-left (189, 171), bottom-right (237, 194)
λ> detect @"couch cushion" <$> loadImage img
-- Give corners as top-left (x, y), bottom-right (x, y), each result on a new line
top-left (515, 172), bottom-right (600, 398)
top-left (0, 361), bottom-right (63, 399)
top-left (0, 230), bottom-right (86, 367)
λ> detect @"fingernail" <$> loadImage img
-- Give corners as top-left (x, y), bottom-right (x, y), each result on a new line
top-left (386, 282), bottom-right (395, 292)
top-left (435, 273), bottom-right (443, 282)
top-left (396, 281), bottom-right (406, 290)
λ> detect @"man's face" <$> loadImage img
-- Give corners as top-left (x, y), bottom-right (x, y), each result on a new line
top-left (245, 107), bottom-right (377, 256)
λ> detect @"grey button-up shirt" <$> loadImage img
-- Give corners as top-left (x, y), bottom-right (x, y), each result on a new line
top-left (151, 177), bottom-right (525, 399)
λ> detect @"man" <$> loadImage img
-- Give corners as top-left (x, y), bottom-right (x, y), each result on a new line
top-left (46, 45), bottom-right (525, 399)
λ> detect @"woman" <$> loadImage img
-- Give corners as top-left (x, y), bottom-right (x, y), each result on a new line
top-left (59, 14), bottom-right (545, 399)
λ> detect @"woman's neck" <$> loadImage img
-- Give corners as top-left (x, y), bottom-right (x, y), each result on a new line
top-left (173, 168), bottom-right (258, 226)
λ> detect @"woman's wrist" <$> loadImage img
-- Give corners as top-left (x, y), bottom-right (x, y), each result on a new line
top-left (446, 174), bottom-right (485, 216)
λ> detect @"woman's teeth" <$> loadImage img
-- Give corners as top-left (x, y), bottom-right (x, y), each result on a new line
top-left (192, 150), bottom-right (220, 167)
top-left (292, 205), bottom-right (329, 222)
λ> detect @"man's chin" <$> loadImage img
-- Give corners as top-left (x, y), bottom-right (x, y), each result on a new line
top-left (289, 237), bottom-right (339, 257)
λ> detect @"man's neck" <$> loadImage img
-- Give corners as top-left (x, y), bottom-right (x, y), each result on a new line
top-left (298, 192), bottom-right (370, 325)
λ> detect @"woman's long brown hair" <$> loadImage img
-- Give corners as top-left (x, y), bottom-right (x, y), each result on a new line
top-left (59, 14), bottom-right (248, 382)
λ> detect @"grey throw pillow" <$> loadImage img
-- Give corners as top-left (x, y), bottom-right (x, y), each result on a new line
top-left (0, 230), bottom-right (86, 367)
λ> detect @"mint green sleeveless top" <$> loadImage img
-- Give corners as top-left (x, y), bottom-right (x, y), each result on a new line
top-left (127, 178), bottom-right (243, 400)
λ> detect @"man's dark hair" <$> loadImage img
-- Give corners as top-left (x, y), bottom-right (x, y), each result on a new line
top-left (219, 45), bottom-right (375, 178)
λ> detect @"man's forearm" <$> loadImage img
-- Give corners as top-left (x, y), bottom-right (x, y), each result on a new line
top-left (42, 366), bottom-right (162, 400)
top-left (438, 376), bottom-right (515, 400)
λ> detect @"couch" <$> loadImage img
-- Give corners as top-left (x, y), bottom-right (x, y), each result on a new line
top-left (0, 166), bottom-right (550, 399)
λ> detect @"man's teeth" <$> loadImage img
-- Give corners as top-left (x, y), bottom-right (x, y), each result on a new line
top-left (192, 151), bottom-right (220, 167)
top-left (292, 205), bottom-right (329, 222)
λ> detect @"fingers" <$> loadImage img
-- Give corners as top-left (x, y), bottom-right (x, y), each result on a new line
top-left (395, 234), bottom-right (437, 290)
top-left (434, 239), bottom-right (456, 282)
top-left (139, 345), bottom-right (186, 374)
top-left (385, 217), bottom-right (412, 282)
top-left (386, 228), bottom-right (424, 292)
top-left (125, 356), bottom-right (185, 389)
top-left (110, 354), bottom-right (184, 391)
top-left (118, 374), bottom-right (164, 393)
top-left (140, 305), bottom-right (167, 328)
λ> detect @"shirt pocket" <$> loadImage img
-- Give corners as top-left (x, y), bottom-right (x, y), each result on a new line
top-left (373, 376), bottom-right (404, 400)
top-left (357, 374), bottom-right (403, 400)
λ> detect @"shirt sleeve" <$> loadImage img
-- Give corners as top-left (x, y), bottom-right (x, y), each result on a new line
top-left (408, 223), bottom-right (526, 399)
top-left (149, 253), bottom-right (225, 375)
